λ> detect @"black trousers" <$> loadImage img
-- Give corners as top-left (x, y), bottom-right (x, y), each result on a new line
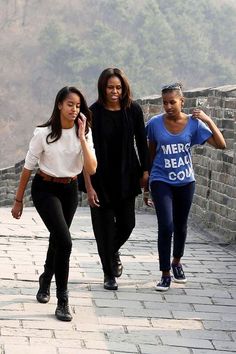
top-left (150, 181), bottom-right (195, 271)
top-left (90, 196), bottom-right (136, 276)
top-left (31, 174), bottom-right (78, 295)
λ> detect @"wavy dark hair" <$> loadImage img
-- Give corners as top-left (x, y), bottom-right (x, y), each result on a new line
top-left (97, 68), bottom-right (132, 109)
top-left (38, 86), bottom-right (92, 144)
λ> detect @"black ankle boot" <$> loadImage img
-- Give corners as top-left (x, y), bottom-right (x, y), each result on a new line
top-left (104, 274), bottom-right (118, 290)
top-left (36, 268), bottom-right (53, 304)
top-left (112, 252), bottom-right (123, 278)
top-left (55, 292), bottom-right (72, 322)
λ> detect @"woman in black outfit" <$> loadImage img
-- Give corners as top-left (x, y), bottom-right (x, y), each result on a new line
top-left (83, 68), bottom-right (149, 290)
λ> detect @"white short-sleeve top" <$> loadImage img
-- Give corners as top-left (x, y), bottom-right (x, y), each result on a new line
top-left (24, 126), bottom-right (94, 177)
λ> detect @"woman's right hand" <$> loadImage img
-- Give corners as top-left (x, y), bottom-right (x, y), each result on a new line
top-left (78, 113), bottom-right (87, 141)
top-left (11, 200), bottom-right (23, 219)
top-left (87, 187), bottom-right (100, 207)
top-left (143, 191), bottom-right (154, 207)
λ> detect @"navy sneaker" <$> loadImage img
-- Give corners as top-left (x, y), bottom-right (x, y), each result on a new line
top-left (172, 263), bottom-right (187, 283)
top-left (155, 276), bottom-right (171, 291)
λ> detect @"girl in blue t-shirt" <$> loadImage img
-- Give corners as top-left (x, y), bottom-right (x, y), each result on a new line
top-left (145, 82), bottom-right (226, 291)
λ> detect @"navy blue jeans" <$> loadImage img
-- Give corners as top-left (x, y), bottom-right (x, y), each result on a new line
top-left (31, 174), bottom-right (78, 295)
top-left (150, 181), bottom-right (195, 271)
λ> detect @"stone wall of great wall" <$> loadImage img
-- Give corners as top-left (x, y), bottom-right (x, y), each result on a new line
top-left (1, 85), bottom-right (235, 242)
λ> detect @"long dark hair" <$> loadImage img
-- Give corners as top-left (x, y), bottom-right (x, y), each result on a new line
top-left (97, 68), bottom-right (132, 109)
top-left (38, 86), bottom-right (92, 144)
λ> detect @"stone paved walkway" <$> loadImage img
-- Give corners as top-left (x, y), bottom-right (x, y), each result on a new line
top-left (0, 207), bottom-right (236, 354)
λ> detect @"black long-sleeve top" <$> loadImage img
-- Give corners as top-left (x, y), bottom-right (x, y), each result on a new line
top-left (89, 101), bottom-right (149, 205)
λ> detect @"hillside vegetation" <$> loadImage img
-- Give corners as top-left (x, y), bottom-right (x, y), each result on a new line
top-left (0, 0), bottom-right (235, 168)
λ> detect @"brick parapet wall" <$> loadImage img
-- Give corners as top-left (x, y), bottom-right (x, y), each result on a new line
top-left (1, 85), bottom-right (235, 242)
top-left (0, 163), bottom-right (84, 208)
top-left (0, 160), bottom-right (34, 207)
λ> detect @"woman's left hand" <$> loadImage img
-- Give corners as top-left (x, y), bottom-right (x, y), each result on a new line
top-left (192, 108), bottom-right (226, 149)
top-left (78, 113), bottom-right (87, 141)
top-left (192, 109), bottom-right (210, 124)
top-left (140, 171), bottom-right (149, 189)
top-left (143, 191), bottom-right (154, 207)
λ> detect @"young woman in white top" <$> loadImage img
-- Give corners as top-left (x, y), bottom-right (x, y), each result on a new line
top-left (11, 86), bottom-right (97, 321)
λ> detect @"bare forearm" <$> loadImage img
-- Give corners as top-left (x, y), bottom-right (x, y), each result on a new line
top-left (83, 168), bottom-right (100, 207)
top-left (80, 139), bottom-right (97, 175)
top-left (15, 168), bottom-right (32, 201)
top-left (193, 109), bottom-right (226, 149)
top-left (12, 167), bottom-right (32, 219)
top-left (206, 119), bottom-right (226, 149)
top-left (148, 141), bottom-right (156, 167)
top-left (83, 168), bottom-right (93, 192)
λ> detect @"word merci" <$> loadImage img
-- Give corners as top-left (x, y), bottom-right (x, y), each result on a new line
top-left (161, 143), bottom-right (193, 181)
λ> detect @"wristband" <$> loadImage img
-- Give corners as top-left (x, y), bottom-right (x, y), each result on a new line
top-left (15, 198), bottom-right (23, 203)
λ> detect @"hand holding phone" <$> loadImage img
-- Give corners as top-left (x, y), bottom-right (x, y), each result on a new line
top-left (78, 113), bottom-right (87, 141)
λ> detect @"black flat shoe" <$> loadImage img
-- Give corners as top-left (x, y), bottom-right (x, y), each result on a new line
top-left (36, 273), bottom-right (51, 303)
top-left (104, 275), bottom-right (118, 290)
top-left (55, 302), bottom-right (72, 322)
top-left (112, 252), bottom-right (123, 278)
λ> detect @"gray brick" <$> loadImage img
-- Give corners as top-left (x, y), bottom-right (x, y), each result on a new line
top-left (106, 331), bottom-right (161, 345)
top-left (123, 308), bottom-right (172, 318)
top-left (193, 350), bottom-right (234, 354)
top-left (172, 310), bottom-right (221, 321)
top-left (203, 320), bottom-right (236, 331)
top-left (151, 319), bottom-right (202, 330)
top-left (94, 299), bottom-right (143, 309)
top-left (4, 345), bottom-right (58, 354)
top-left (213, 340), bottom-right (236, 352)
top-left (180, 329), bottom-right (231, 341)
top-left (194, 304), bottom-right (236, 314)
top-left (184, 289), bottom-right (232, 298)
top-left (164, 295), bottom-right (212, 304)
top-left (161, 336), bottom-right (213, 349)
top-left (143, 301), bottom-right (192, 311)
top-left (139, 344), bottom-right (191, 353)
top-left (59, 350), bottom-right (110, 354)
top-left (84, 339), bottom-right (138, 352)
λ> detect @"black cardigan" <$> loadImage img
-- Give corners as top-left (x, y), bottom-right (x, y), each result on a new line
top-left (89, 101), bottom-right (149, 204)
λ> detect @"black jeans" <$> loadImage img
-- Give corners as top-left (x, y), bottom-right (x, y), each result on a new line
top-left (150, 181), bottom-right (195, 271)
top-left (90, 196), bottom-right (136, 276)
top-left (31, 174), bottom-right (78, 295)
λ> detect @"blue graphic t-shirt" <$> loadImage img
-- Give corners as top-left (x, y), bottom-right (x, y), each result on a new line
top-left (146, 114), bottom-right (213, 185)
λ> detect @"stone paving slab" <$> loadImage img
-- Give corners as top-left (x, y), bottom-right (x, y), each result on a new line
top-left (0, 207), bottom-right (236, 353)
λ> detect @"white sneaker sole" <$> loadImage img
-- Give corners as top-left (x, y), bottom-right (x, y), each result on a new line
top-left (173, 277), bottom-right (187, 284)
top-left (155, 285), bottom-right (170, 291)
